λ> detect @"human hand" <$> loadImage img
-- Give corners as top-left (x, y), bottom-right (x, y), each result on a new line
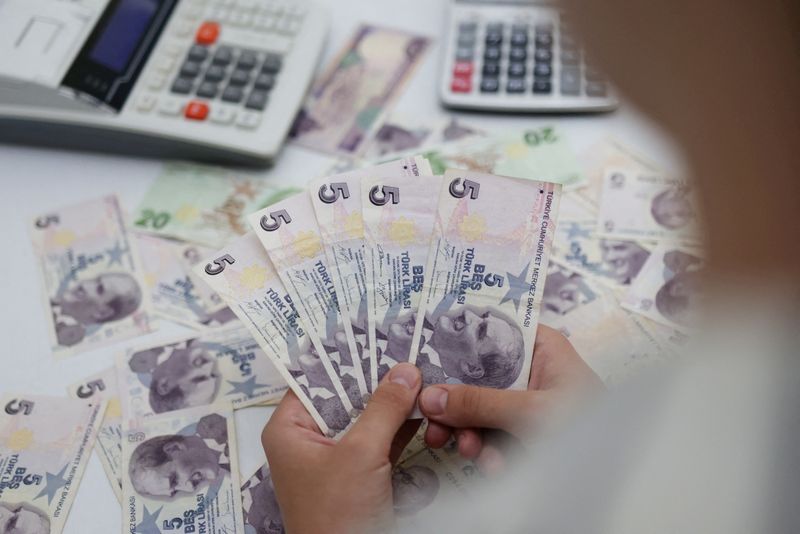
top-left (420, 325), bottom-right (603, 473)
top-left (261, 363), bottom-right (422, 533)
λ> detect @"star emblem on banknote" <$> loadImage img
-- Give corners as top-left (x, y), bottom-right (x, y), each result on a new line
top-left (227, 376), bottom-right (270, 397)
top-left (135, 505), bottom-right (162, 534)
top-left (34, 464), bottom-right (69, 504)
top-left (105, 241), bottom-right (127, 267)
top-left (499, 262), bottom-right (531, 312)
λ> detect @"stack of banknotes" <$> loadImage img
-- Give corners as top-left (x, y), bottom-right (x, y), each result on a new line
top-left (9, 123), bottom-right (702, 533)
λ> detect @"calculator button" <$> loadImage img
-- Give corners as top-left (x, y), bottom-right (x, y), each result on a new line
top-left (456, 47), bottom-right (474, 61)
top-left (561, 49), bottom-right (581, 66)
top-left (534, 48), bottom-right (552, 62)
top-left (254, 73), bottom-right (276, 90)
top-left (222, 85), bottom-right (245, 103)
top-left (237, 111), bottom-right (262, 129)
top-left (188, 44), bottom-right (209, 62)
top-left (136, 94), bottom-right (157, 112)
top-left (185, 101), bottom-right (209, 120)
top-left (237, 50), bottom-right (259, 70)
top-left (483, 47), bottom-right (501, 61)
top-left (245, 89), bottom-right (269, 110)
top-left (560, 67), bottom-right (581, 95)
top-left (533, 63), bottom-right (552, 78)
top-left (174, 22), bottom-right (193, 38)
top-left (535, 32), bottom-right (553, 48)
top-left (482, 62), bottom-right (500, 76)
top-left (196, 21), bottom-right (220, 45)
top-left (163, 42), bottom-right (183, 58)
top-left (486, 22), bottom-right (504, 33)
top-left (196, 81), bottom-right (219, 98)
top-left (205, 65), bottom-right (226, 82)
top-left (229, 69), bottom-right (251, 85)
top-left (508, 62), bottom-right (526, 78)
top-left (480, 78), bottom-right (499, 93)
top-left (506, 78), bottom-right (526, 93)
top-left (212, 46), bottom-right (234, 65)
top-left (485, 32), bottom-right (503, 47)
top-left (180, 61), bottom-right (202, 78)
top-left (509, 47), bottom-right (527, 62)
top-left (510, 32), bottom-right (528, 47)
top-left (585, 67), bottom-right (604, 82)
top-left (457, 34), bottom-right (475, 48)
top-left (171, 77), bottom-right (194, 94)
top-left (586, 81), bottom-right (607, 97)
top-left (533, 79), bottom-right (552, 94)
top-left (450, 77), bottom-right (472, 93)
top-left (453, 61), bottom-right (473, 77)
top-left (148, 74), bottom-right (167, 90)
top-left (511, 23), bottom-right (528, 34)
top-left (154, 57), bottom-right (176, 73)
top-left (458, 21), bottom-right (477, 34)
top-left (560, 34), bottom-right (578, 51)
top-left (261, 54), bottom-right (282, 73)
top-left (230, 10), bottom-right (253, 27)
top-left (535, 22), bottom-right (554, 33)
top-left (158, 98), bottom-right (183, 115)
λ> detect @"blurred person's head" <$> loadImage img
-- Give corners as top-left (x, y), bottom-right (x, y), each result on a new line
top-left (392, 465), bottom-right (440, 516)
top-left (0, 503), bottom-right (49, 534)
top-left (129, 434), bottom-right (221, 498)
top-left (599, 240), bottom-right (650, 285)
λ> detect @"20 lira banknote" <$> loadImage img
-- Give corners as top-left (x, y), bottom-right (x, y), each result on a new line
top-left (409, 170), bottom-right (562, 400)
top-left (122, 403), bottom-right (244, 534)
top-left (133, 163), bottom-right (301, 248)
top-left (30, 195), bottom-right (152, 357)
top-left (361, 174), bottom-right (443, 387)
top-left (67, 368), bottom-right (123, 501)
top-left (0, 395), bottom-right (106, 534)
top-left (117, 324), bottom-right (288, 420)
top-left (308, 156), bottom-right (431, 391)
top-left (195, 233), bottom-right (354, 438)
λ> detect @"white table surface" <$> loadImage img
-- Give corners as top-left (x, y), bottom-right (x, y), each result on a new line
top-left (0, 1), bottom-right (685, 532)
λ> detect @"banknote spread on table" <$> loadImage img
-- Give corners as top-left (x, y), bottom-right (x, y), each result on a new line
top-left (20, 24), bottom-right (705, 530)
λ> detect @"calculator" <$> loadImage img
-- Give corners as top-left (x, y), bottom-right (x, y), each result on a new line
top-left (0, 0), bottom-right (328, 165)
top-left (440, 0), bottom-right (617, 113)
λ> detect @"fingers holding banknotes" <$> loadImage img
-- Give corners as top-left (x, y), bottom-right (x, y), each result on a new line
top-left (421, 326), bottom-right (604, 472)
top-left (263, 363), bottom-right (423, 533)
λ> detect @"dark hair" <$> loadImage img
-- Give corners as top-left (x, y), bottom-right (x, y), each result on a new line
top-left (655, 274), bottom-right (691, 324)
top-left (130, 435), bottom-right (185, 472)
top-left (463, 321), bottom-right (525, 389)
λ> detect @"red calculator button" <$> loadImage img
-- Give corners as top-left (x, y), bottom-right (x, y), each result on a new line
top-left (185, 101), bottom-right (209, 121)
top-left (453, 62), bottom-right (473, 77)
top-left (196, 21), bottom-right (220, 45)
top-left (451, 76), bottom-right (472, 93)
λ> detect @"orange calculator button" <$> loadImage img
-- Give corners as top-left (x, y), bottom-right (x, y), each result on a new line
top-left (185, 101), bottom-right (210, 121)
top-left (196, 21), bottom-right (220, 45)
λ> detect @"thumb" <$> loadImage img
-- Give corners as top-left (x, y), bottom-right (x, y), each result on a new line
top-left (419, 384), bottom-right (538, 436)
top-left (341, 363), bottom-right (422, 456)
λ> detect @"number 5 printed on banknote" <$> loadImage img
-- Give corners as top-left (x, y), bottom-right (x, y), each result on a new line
top-left (122, 403), bottom-right (244, 534)
top-left (0, 395), bottom-right (106, 534)
top-left (308, 156), bottom-right (432, 391)
top-left (67, 368), bottom-right (123, 502)
top-left (361, 174), bottom-right (444, 388)
top-left (195, 233), bottom-right (354, 438)
top-left (249, 193), bottom-right (368, 413)
top-left (30, 195), bottom-right (152, 357)
top-left (409, 170), bottom-right (562, 399)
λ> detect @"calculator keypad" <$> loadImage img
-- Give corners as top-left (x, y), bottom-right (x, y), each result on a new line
top-left (134, 0), bottom-right (301, 127)
top-left (449, 13), bottom-right (610, 102)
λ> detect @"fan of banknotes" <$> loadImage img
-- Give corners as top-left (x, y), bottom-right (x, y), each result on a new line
top-left (7, 126), bottom-right (702, 534)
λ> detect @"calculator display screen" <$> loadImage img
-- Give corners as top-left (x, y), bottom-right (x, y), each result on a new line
top-left (89, 0), bottom-right (160, 73)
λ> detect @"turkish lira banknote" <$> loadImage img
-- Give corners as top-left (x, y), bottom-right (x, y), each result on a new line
top-left (195, 232), bottom-right (354, 437)
top-left (621, 245), bottom-right (704, 330)
top-left (578, 137), bottom-right (662, 207)
top-left (597, 168), bottom-right (700, 243)
top-left (290, 25), bottom-right (431, 156)
top-left (132, 163), bottom-right (301, 248)
top-left (422, 127), bottom-right (585, 189)
top-left (308, 156), bottom-right (431, 391)
top-left (361, 174), bottom-right (443, 387)
top-left (361, 115), bottom-right (486, 162)
top-left (30, 195), bottom-right (152, 357)
top-left (249, 193), bottom-right (368, 412)
top-left (67, 368), bottom-right (123, 501)
top-left (409, 170), bottom-right (561, 400)
top-left (539, 260), bottom-right (601, 325)
top-left (0, 394), bottom-right (106, 534)
top-left (122, 403), bottom-right (244, 534)
top-left (117, 324), bottom-right (288, 420)
top-left (240, 464), bottom-right (284, 534)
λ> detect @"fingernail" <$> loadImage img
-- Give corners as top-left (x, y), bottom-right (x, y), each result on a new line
top-left (421, 387), bottom-right (448, 415)
top-left (389, 363), bottom-right (419, 389)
